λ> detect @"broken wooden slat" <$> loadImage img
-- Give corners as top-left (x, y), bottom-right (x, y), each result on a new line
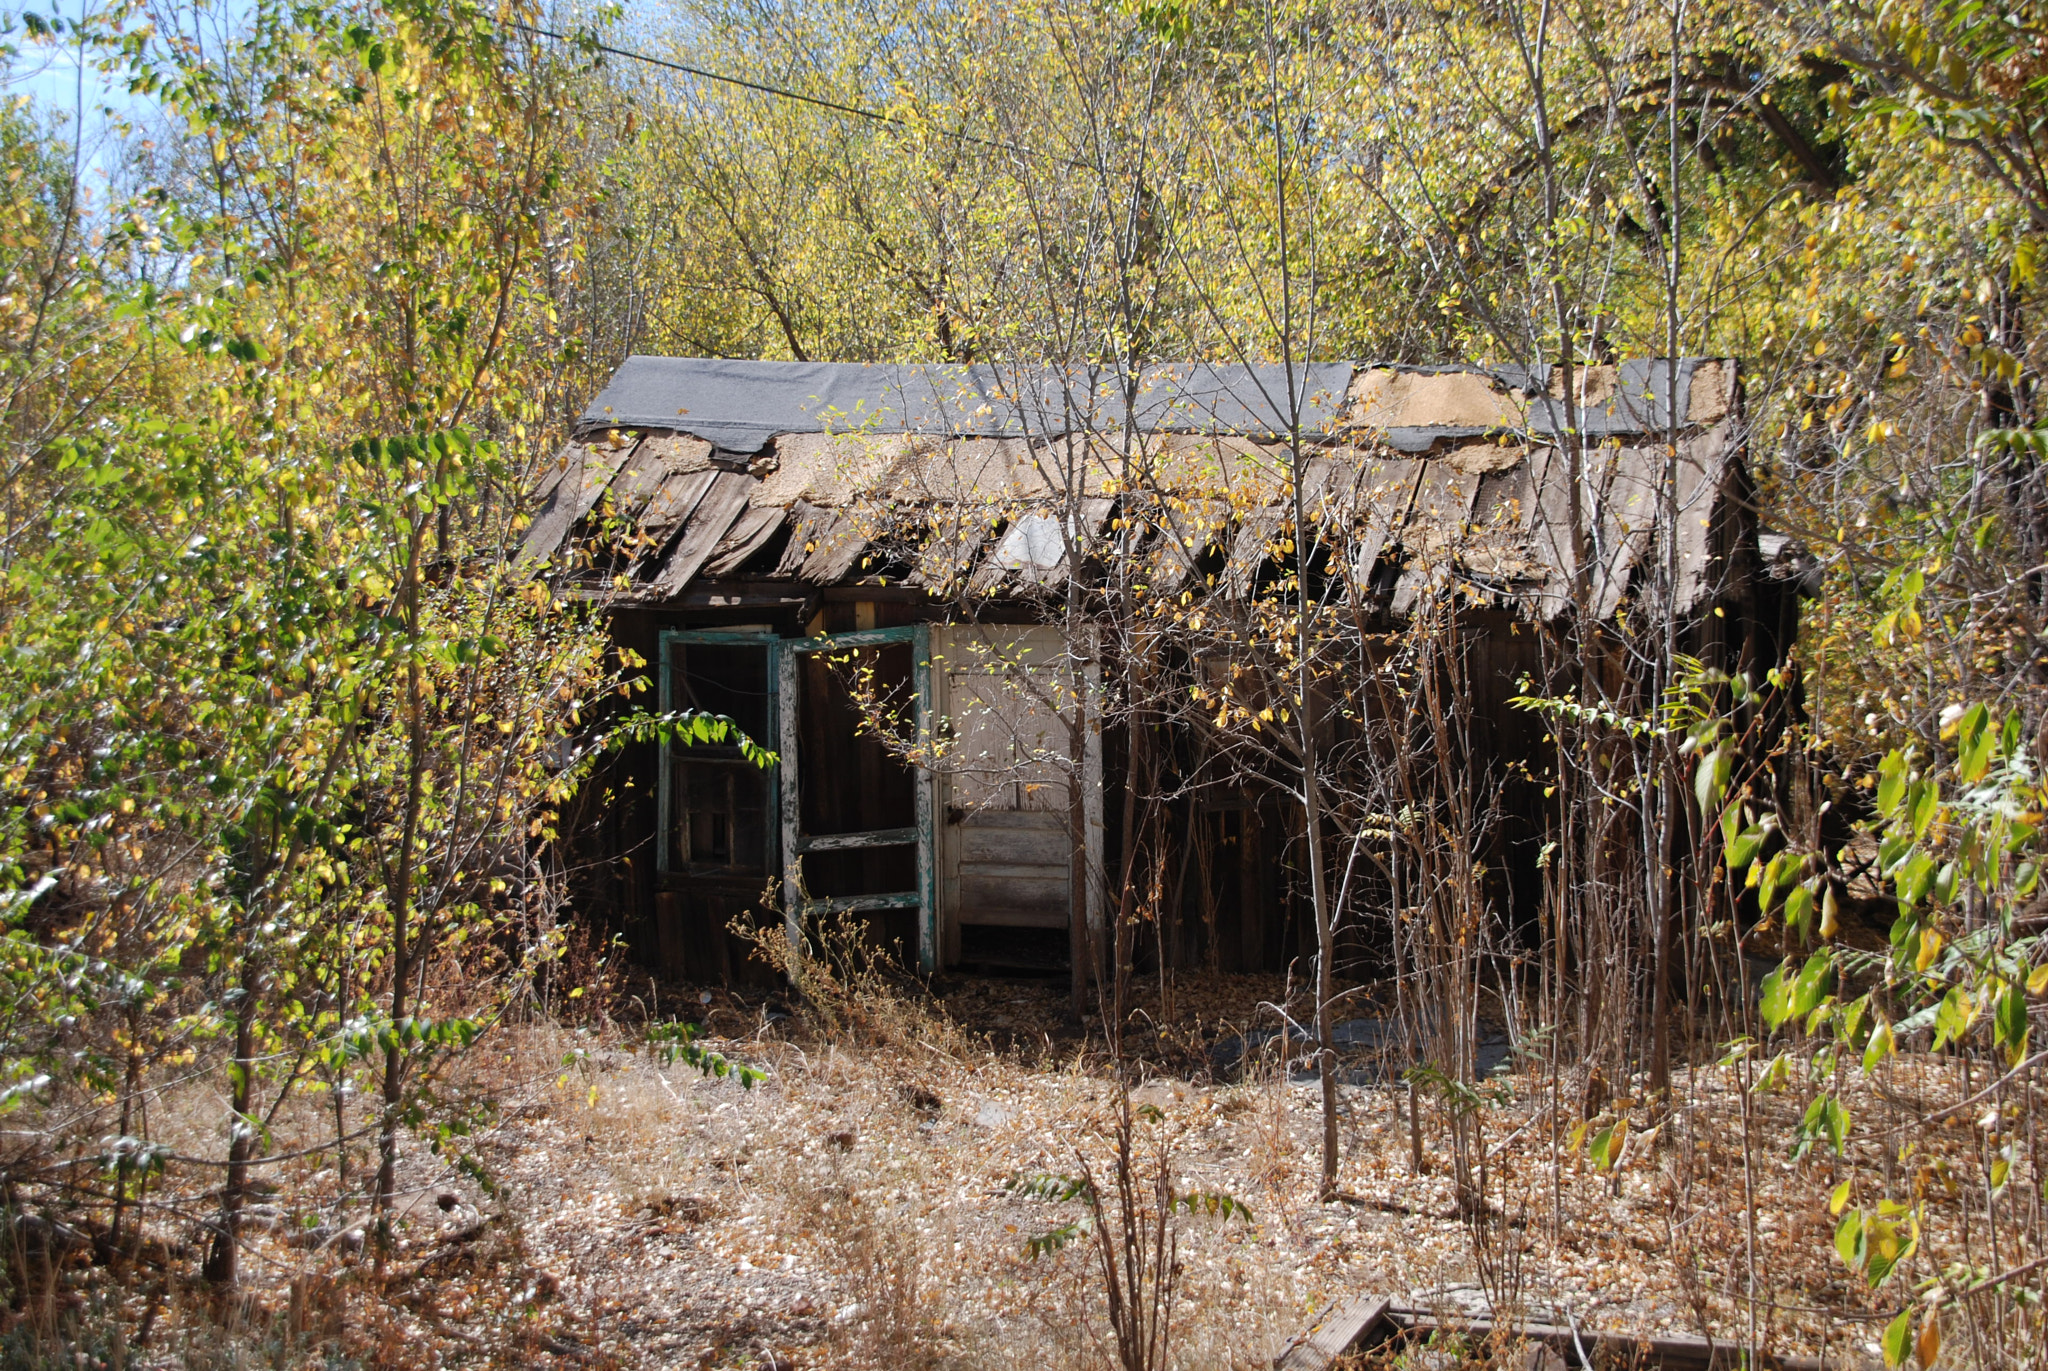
top-left (1390, 462), bottom-right (1480, 617)
top-left (1058, 497), bottom-right (1118, 587)
top-left (1520, 443), bottom-right (1665, 623)
top-left (606, 439), bottom-right (725, 578)
top-left (1521, 444), bottom-right (1576, 619)
top-left (1273, 1294), bottom-right (1390, 1371)
top-left (796, 826), bottom-right (919, 853)
top-left (1409, 458), bottom-right (1482, 527)
top-left (527, 435), bottom-right (608, 509)
top-left (1301, 452), bottom-right (1362, 520)
top-left (1471, 456), bottom-right (1534, 529)
top-left (633, 434), bottom-right (721, 532)
top-left (701, 505), bottom-right (784, 577)
top-left (773, 502), bottom-right (838, 579)
top-left (646, 470), bottom-right (753, 597)
top-left (968, 501), bottom-right (1112, 597)
top-left (1668, 422), bottom-right (1732, 614)
top-left (798, 510), bottom-right (871, 584)
top-left (519, 438), bottom-right (636, 566)
top-left (1588, 446), bottom-right (1660, 622)
top-left (967, 515), bottom-right (1030, 593)
top-left (1348, 456), bottom-right (1419, 587)
top-left (639, 469), bottom-right (720, 546)
top-left (804, 892), bottom-right (921, 915)
top-left (605, 438), bottom-right (676, 523)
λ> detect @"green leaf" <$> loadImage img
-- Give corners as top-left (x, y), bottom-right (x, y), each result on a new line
top-left (1695, 742), bottom-right (1731, 818)
top-left (1895, 851), bottom-right (1938, 909)
top-left (1909, 780), bottom-right (1939, 841)
top-left (1759, 962), bottom-right (1795, 1030)
top-left (1834, 1207), bottom-right (1865, 1268)
top-left (1932, 987), bottom-right (1975, 1051)
top-left (1009, 1173), bottom-right (1094, 1203)
top-left (1175, 1190), bottom-right (1253, 1221)
top-left (1791, 950), bottom-right (1833, 1020)
top-left (1760, 851), bottom-right (1800, 912)
top-left (1725, 822), bottom-right (1767, 873)
top-left (1882, 1308), bottom-right (1913, 1367)
top-left (1794, 1093), bottom-right (1850, 1160)
top-left (1863, 1017), bottom-right (1895, 1071)
top-left (1877, 751), bottom-right (1908, 816)
top-left (1995, 984), bottom-right (2029, 1064)
top-left (1784, 882), bottom-right (1817, 937)
top-left (1957, 704), bottom-right (1994, 781)
top-left (1589, 1119), bottom-right (1627, 1171)
top-left (1841, 994), bottom-right (1868, 1045)
top-left (1025, 1220), bottom-right (1085, 1258)
top-left (1931, 861), bottom-right (1958, 906)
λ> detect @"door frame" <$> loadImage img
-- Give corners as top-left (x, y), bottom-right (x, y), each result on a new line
top-left (777, 625), bottom-right (936, 972)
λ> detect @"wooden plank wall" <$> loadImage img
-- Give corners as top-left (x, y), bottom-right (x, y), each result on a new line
top-left (580, 471), bottom-right (1773, 983)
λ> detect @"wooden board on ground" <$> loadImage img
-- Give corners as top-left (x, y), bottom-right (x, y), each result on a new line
top-left (1273, 1298), bottom-right (1853, 1371)
top-left (1273, 1294), bottom-right (1389, 1371)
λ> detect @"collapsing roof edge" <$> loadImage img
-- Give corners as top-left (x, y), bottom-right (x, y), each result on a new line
top-left (537, 356), bottom-right (1752, 623)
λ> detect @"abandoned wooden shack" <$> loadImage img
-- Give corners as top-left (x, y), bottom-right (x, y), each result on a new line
top-left (532, 357), bottom-right (1805, 984)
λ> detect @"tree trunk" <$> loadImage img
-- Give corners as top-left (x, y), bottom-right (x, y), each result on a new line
top-left (375, 595), bottom-right (428, 1280)
top-left (204, 962), bottom-right (259, 1287)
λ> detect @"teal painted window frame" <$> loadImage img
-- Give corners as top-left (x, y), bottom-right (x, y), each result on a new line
top-left (655, 628), bottom-right (781, 881)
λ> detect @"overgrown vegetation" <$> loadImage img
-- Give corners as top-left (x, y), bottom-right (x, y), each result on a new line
top-left (4, 0), bottom-right (2048, 1366)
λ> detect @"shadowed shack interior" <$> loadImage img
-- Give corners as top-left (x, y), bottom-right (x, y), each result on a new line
top-left (532, 356), bottom-right (1810, 1000)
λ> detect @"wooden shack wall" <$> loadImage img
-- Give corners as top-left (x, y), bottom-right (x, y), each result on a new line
top-left (574, 530), bottom-right (1792, 986)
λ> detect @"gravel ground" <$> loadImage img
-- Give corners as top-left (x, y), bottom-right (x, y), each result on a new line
top-left (39, 973), bottom-right (2013, 1369)
top-left (362, 976), bottom-right (1928, 1369)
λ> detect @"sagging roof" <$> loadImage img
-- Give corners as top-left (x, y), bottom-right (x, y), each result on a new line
top-left (531, 357), bottom-right (1748, 621)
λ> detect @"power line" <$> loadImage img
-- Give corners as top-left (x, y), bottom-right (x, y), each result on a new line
top-left (504, 19), bottom-right (1076, 168)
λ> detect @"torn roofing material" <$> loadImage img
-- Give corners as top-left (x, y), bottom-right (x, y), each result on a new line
top-left (581, 357), bottom-right (1359, 453)
top-left (546, 356), bottom-right (1749, 623)
top-left (582, 357), bottom-right (1721, 455)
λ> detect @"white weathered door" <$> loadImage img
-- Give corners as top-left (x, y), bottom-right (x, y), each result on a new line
top-left (930, 625), bottom-right (1102, 967)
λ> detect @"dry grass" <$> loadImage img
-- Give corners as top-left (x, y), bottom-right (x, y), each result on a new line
top-left (4, 966), bottom-right (2042, 1369)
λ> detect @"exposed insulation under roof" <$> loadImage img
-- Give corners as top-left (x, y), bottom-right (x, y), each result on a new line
top-left (530, 357), bottom-right (1747, 621)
